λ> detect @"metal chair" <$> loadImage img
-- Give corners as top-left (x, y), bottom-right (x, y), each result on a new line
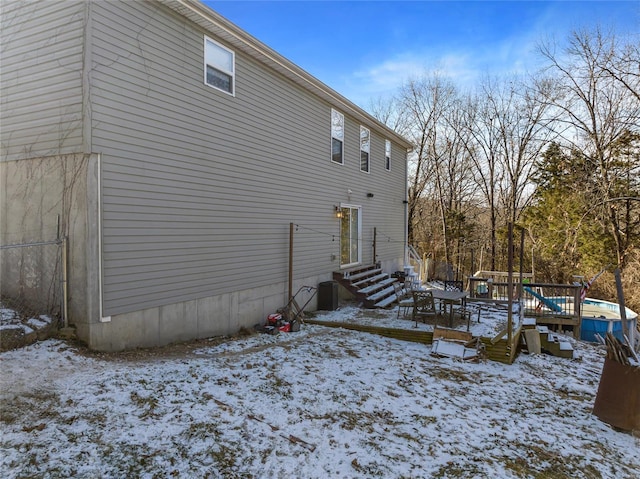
top-left (411, 290), bottom-right (438, 327)
top-left (393, 282), bottom-right (414, 319)
top-left (441, 280), bottom-right (464, 318)
top-left (444, 280), bottom-right (463, 292)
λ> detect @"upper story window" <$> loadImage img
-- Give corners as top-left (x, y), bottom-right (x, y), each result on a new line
top-left (385, 140), bottom-right (391, 171)
top-left (360, 126), bottom-right (370, 173)
top-left (331, 109), bottom-right (344, 164)
top-left (205, 37), bottom-right (234, 95)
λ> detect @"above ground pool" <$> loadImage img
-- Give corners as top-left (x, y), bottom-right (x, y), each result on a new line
top-left (580, 298), bottom-right (638, 343)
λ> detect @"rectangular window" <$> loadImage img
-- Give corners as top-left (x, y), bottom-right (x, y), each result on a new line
top-left (360, 126), bottom-right (370, 172)
top-left (205, 37), bottom-right (234, 95)
top-left (331, 109), bottom-right (344, 164)
top-left (385, 139), bottom-right (391, 170)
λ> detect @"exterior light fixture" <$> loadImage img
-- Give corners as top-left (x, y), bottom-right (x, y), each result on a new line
top-left (335, 206), bottom-right (343, 218)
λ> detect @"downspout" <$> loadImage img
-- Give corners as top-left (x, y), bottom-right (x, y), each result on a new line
top-left (98, 153), bottom-right (110, 323)
top-left (83, 1), bottom-right (108, 323)
top-left (404, 149), bottom-right (409, 267)
top-left (83, 1), bottom-right (108, 324)
top-left (62, 235), bottom-right (69, 328)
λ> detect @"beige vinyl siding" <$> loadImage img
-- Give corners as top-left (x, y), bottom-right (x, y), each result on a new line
top-left (0, 0), bottom-right (85, 161)
top-left (90, 0), bottom-right (406, 316)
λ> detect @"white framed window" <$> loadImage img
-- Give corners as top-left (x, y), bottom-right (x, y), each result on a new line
top-left (360, 126), bottom-right (370, 173)
top-left (385, 139), bottom-right (391, 171)
top-left (339, 204), bottom-right (362, 267)
top-left (331, 109), bottom-right (344, 164)
top-left (204, 36), bottom-right (235, 95)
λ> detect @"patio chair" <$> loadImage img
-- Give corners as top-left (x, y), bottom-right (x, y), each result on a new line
top-left (441, 280), bottom-right (465, 317)
top-left (412, 290), bottom-right (438, 327)
top-left (455, 304), bottom-right (472, 330)
top-left (393, 282), bottom-right (414, 319)
top-left (444, 280), bottom-right (464, 292)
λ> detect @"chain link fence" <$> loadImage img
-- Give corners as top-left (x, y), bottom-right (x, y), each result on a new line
top-left (0, 239), bottom-right (64, 324)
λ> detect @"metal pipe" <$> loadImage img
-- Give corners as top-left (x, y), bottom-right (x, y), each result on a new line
top-left (62, 236), bottom-right (69, 328)
top-left (507, 223), bottom-right (514, 346)
top-left (373, 227), bottom-right (377, 266)
top-left (614, 268), bottom-right (628, 339)
top-left (288, 222), bottom-right (294, 301)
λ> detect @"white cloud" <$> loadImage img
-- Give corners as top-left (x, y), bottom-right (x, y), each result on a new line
top-left (340, 33), bottom-right (547, 107)
top-left (345, 54), bottom-right (426, 103)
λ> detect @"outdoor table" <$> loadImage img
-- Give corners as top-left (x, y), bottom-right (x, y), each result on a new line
top-left (427, 289), bottom-right (468, 327)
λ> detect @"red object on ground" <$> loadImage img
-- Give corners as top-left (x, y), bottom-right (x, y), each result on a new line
top-left (267, 313), bottom-right (282, 325)
top-left (278, 322), bottom-right (291, 333)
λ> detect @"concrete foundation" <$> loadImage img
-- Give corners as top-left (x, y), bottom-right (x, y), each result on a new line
top-left (0, 154), bottom-right (92, 325)
top-left (82, 275), bottom-right (327, 352)
top-left (1, 154), bottom-right (402, 351)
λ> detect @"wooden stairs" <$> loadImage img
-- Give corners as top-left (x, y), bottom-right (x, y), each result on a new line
top-left (522, 321), bottom-right (574, 359)
top-left (537, 325), bottom-right (575, 358)
top-left (333, 264), bottom-right (401, 309)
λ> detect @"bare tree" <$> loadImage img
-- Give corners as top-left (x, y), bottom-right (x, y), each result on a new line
top-left (599, 32), bottom-right (640, 102)
top-left (370, 73), bottom-right (480, 277)
top-left (459, 87), bottom-right (503, 270)
top-left (394, 73), bottom-right (458, 249)
top-left (366, 95), bottom-right (409, 134)
top-left (539, 28), bottom-right (640, 267)
top-left (432, 94), bottom-right (479, 273)
top-left (491, 74), bottom-right (559, 225)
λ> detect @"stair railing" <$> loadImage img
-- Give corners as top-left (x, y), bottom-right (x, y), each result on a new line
top-left (406, 245), bottom-right (424, 284)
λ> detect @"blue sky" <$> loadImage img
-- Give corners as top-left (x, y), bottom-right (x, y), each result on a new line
top-left (205, 1), bottom-right (640, 108)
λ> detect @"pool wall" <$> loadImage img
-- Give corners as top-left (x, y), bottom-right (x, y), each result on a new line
top-left (580, 298), bottom-right (638, 343)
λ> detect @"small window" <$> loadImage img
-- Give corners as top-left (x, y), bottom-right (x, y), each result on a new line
top-left (331, 109), bottom-right (344, 164)
top-left (385, 140), bottom-right (391, 171)
top-left (205, 37), bottom-right (234, 95)
top-left (360, 126), bottom-right (370, 173)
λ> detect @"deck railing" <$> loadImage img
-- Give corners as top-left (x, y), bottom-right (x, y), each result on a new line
top-left (468, 277), bottom-right (583, 337)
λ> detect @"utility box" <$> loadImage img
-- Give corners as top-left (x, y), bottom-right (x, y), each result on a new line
top-left (318, 281), bottom-right (338, 311)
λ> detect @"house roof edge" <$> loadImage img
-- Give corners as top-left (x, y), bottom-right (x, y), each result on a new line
top-left (160, 0), bottom-right (413, 150)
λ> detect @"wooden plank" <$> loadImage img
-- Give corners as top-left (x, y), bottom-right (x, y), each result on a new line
top-left (433, 326), bottom-right (472, 342)
top-left (306, 319), bottom-right (522, 364)
top-left (375, 295), bottom-right (398, 308)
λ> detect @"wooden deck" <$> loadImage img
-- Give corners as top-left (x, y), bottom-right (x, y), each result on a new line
top-left (468, 278), bottom-right (583, 339)
top-left (305, 319), bottom-right (520, 364)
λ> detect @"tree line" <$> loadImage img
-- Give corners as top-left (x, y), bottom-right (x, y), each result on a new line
top-left (371, 28), bottom-right (640, 310)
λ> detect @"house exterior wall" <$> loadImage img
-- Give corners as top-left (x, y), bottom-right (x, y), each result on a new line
top-left (0, 0), bottom-right (86, 161)
top-left (0, 1), bottom-right (97, 332)
top-left (90, 1), bottom-right (407, 312)
top-left (1, 0), bottom-right (409, 351)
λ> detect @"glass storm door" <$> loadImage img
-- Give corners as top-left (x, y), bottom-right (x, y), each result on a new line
top-left (340, 205), bottom-right (361, 267)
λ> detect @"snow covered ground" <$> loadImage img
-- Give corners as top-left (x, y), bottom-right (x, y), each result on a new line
top-left (1, 305), bottom-right (639, 478)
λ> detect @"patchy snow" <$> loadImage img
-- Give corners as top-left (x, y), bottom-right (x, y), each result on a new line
top-left (26, 315), bottom-right (52, 330)
top-left (1, 305), bottom-right (639, 478)
top-left (0, 308), bottom-right (21, 326)
top-left (311, 303), bottom-right (511, 340)
top-left (0, 324), bottom-right (30, 334)
top-left (0, 302), bottom-right (53, 336)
